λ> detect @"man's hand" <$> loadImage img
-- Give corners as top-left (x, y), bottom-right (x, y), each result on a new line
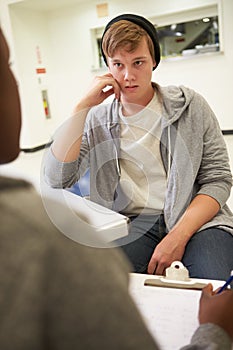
top-left (52, 73), bottom-right (121, 162)
top-left (199, 284), bottom-right (233, 340)
top-left (147, 194), bottom-right (221, 275)
top-left (147, 231), bottom-right (186, 275)
top-left (75, 73), bottom-right (121, 112)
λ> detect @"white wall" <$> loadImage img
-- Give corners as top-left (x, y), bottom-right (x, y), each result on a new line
top-left (1, 0), bottom-right (233, 148)
top-left (0, 0), bottom-right (57, 147)
top-left (9, 6), bottom-right (57, 148)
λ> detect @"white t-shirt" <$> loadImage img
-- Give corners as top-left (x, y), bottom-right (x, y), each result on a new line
top-left (119, 93), bottom-right (167, 215)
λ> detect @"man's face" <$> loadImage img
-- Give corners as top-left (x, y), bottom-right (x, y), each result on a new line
top-left (107, 37), bottom-right (155, 105)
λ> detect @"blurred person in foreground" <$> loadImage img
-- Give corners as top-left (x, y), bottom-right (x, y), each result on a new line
top-left (0, 26), bottom-right (233, 350)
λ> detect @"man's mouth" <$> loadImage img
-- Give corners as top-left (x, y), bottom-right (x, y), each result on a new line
top-left (125, 85), bottom-right (138, 90)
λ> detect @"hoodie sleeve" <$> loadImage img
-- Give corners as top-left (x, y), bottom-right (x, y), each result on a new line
top-left (43, 127), bottom-right (90, 189)
top-left (180, 324), bottom-right (232, 350)
top-left (194, 92), bottom-right (232, 208)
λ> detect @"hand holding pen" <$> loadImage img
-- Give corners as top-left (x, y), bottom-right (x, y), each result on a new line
top-left (217, 270), bottom-right (233, 294)
top-left (198, 279), bottom-right (233, 340)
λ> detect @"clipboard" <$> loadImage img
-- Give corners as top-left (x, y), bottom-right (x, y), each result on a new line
top-left (144, 261), bottom-right (208, 290)
top-left (129, 271), bottom-right (224, 350)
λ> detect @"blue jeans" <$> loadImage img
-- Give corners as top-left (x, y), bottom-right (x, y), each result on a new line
top-left (117, 214), bottom-right (233, 286)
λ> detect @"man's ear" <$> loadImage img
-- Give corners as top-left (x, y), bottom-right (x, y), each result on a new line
top-left (106, 56), bottom-right (110, 68)
top-left (152, 60), bottom-right (157, 71)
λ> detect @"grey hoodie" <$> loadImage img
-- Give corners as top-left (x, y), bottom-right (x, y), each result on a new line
top-left (44, 84), bottom-right (233, 234)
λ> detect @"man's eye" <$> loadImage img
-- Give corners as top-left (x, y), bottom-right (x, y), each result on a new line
top-left (114, 63), bottom-right (122, 67)
top-left (135, 61), bottom-right (142, 66)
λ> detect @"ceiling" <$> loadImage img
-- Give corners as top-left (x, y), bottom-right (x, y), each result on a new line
top-left (9, 0), bottom-right (89, 12)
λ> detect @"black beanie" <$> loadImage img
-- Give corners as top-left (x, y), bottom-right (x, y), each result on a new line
top-left (101, 13), bottom-right (161, 70)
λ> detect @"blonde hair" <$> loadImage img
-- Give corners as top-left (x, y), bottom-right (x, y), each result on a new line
top-left (102, 20), bottom-right (155, 61)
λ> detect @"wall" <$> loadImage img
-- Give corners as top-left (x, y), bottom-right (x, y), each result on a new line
top-left (9, 6), bottom-right (56, 148)
top-left (0, 0), bottom-right (57, 147)
top-left (0, 0), bottom-right (233, 148)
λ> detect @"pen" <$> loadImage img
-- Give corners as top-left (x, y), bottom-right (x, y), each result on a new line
top-left (217, 270), bottom-right (233, 294)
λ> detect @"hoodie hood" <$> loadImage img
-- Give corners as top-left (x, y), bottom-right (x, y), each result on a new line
top-left (158, 84), bottom-right (195, 128)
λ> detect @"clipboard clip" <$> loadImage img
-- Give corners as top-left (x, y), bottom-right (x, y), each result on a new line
top-left (144, 261), bottom-right (208, 290)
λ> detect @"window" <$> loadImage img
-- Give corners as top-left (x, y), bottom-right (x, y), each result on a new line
top-left (157, 16), bottom-right (219, 58)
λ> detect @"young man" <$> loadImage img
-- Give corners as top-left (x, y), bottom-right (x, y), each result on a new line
top-left (1, 25), bottom-right (233, 350)
top-left (44, 14), bottom-right (233, 281)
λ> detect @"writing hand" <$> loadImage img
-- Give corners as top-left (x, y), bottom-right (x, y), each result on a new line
top-left (199, 283), bottom-right (233, 340)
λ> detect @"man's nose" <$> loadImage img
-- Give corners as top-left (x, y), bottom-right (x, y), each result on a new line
top-left (124, 66), bottom-right (135, 81)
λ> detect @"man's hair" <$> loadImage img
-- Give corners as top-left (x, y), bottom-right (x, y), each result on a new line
top-left (101, 20), bottom-right (155, 62)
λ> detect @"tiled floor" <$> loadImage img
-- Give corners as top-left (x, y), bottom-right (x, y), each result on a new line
top-left (1, 135), bottom-right (233, 210)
